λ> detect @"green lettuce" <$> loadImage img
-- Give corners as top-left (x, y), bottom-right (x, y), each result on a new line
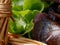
top-left (9, 10), bottom-right (39, 38)
top-left (23, 0), bottom-right (44, 11)
top-left (9, 0), bottom-right (52, 38)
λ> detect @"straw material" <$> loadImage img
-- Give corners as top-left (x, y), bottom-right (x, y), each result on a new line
top-left (0, 0), bottom-right (11, 45)
top-left (8, 33), bottom-right (47, 45)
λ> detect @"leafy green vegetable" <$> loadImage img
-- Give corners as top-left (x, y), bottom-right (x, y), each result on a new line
top-left (9, 0), bottom-right (52, 38)
top-left (24, 10), bottom-right (39, 23)
top-left (12, 0), bottom-right (24, 5)
top-left (9, 19), bottom-right (17, 33)
top-left (16, 17), bottom-right (26, 34)
top-left (20, 10), bottom-right (31, 17)
top-left (22, 21), bottom-right (34, 35)
top-left (9, 10), bottom-right (39, 36)
top-left (23, 0), bottom-right (44, 11)
top-left (12, 5), bottom-right (23, 11)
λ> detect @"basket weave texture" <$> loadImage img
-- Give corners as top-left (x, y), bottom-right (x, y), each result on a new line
top-left (0, 0), bottom-right (11, 45)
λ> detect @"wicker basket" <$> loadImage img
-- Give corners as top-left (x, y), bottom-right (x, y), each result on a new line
top-left (0, 0), bottom-right (11, 45)
top-left (0, 0), bottom-right (47, 45)
top-left (8, 33), bottom-right (47, 45)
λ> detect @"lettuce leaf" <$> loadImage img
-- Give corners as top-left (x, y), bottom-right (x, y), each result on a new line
top-left (9, 10), bottom-right (39, 37)
top-left (23, 0), bottom-right (44, 11)
top-left (10, 0), bottom-right (52, 38)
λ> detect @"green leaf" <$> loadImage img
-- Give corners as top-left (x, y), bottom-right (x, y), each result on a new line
top-left (9, 10), bottom-right (25, 34)
top-left (23, 12), bottom-right (33, 23)
top-left (12, 0), bottom-right (20, 2)
top-left (32, 10), bottom-right (40, 18)
top-left (12, 5), bottom-right (23, 11)
top-left (24, 10), bottom-right (39, 23)
top-left (12, 0), bottom-right (24, 5)
top-left (20, 10), bottom-right (31, 17)
top-left (12, 10), bottom-right (20, 18)
top-left (22, 21), bottom-right (34, 35)
top-left (16, 18), bottom-right (26, 34)
top-left (9, 19), bottom-right (17, 33)
top-left (23, 0), bottom-right (44, 11)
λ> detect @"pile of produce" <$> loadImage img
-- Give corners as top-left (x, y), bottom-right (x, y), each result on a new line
top-left (10, 0), bottom-right (52, 38)
top-left (9, 0), bottom-right (60, 45)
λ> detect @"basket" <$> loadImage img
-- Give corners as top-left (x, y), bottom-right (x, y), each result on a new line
top-left (0, 0), bottom-right (11, 45)
top-left (8, 33), bottom-right (47, 45)
top-left (0, 0), bottom-right (47, 45)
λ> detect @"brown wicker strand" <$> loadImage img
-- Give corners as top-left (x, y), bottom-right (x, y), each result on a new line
top-left (0, 0), bottom-right (11, 45)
